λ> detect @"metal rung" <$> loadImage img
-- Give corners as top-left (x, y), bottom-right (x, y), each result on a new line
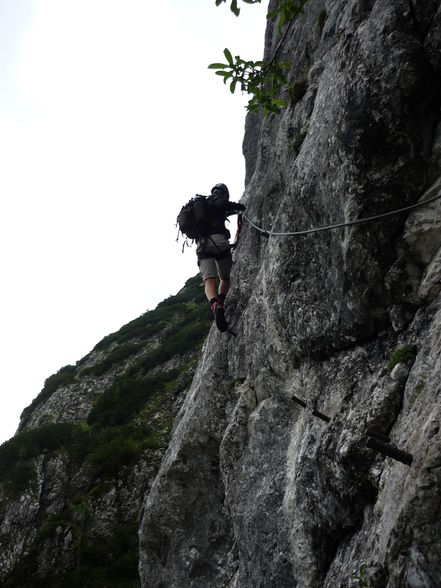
top-left (367, 429), bottom-right (391, 444)
top-left (366, 436), bottom-right (413, 466)
top-left (291, 395), bottom-right (330, 423)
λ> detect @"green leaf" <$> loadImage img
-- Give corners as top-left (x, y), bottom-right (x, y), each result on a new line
top-left (230, 0), bottom-right (240, 16)
top-left (230, 79), bottom-right (238, 94)
top-left (215, 0), bottom-right (225, 5)
top-left (208, 62), bottom-right (228, 69)
top-left (271, 98), bottom-right (288, 107)
top-left (224, 48), bottom-right (233, 65)
top-left (215, 71), bottom-right (231, 77)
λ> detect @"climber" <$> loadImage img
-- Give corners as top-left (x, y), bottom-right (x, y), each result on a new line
top-left (196, 183), bottom-right (245, 332)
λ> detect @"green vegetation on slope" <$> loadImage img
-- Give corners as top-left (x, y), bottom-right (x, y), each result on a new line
top-left (20, 365), bottom-right (77, 424)
top-left (87, 370), bottom-right (180, 427)
top-left (3, 517), bottom-right (140, 588)
top-left (1, 274), bottom-right (211, 587)
top-left (92, 274), bottom-right (207, 351)
top-left (19, 276), bottom-right (209, 422)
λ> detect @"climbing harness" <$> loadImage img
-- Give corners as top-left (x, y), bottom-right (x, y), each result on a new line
top-left (242, 191), bottom-right (441, 238)
top-left (290, 394), bottom-right (413, 466)
top-left (197, 235), bottom-right (232, 261)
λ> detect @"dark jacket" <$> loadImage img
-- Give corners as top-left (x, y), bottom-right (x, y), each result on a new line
top-left (206, 194), bottom-right (245, 239)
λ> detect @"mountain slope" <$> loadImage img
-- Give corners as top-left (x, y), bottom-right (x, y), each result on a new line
top-left (0, 275), bottom-right (211, 587)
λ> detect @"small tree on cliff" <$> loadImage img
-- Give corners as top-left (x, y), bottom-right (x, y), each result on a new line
top-left (210, 0), bottom-right (310, 114)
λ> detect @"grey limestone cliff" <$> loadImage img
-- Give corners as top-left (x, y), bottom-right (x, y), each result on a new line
top-left (139, 1), bottom-right (441, 586)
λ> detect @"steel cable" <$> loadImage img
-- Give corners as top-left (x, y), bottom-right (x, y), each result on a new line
top-left (242, 191), bottom-right (441, 237)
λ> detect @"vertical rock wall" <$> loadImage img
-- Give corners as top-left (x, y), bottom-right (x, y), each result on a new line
top-left (139, 1), bottom-right (441, 586)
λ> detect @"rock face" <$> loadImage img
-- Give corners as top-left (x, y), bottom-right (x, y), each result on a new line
top-left (139, 1), bottom-right (441, 587)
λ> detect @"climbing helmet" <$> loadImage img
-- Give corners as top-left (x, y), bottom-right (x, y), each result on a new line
top-left (211, 183), bottom-right (229, 199)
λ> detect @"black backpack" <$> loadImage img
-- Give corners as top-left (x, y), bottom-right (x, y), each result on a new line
top-left (177, 195), bottom-right (212, 240)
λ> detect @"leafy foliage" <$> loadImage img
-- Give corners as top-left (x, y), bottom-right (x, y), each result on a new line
top-left (209, 50), bottom-right (289, 114)
top-left (0, 423), bottom-right (79, 493)
top-left (215, 0), bottom-right (262, 17)
top-left (94, 320), bottom-right (164, 351)
top-left (3, 518), bottom-right (140, 588)
top-left (80, 342), bottom-right (144, 377)
top-left (211, 0), bottom-right (311, 113)
top-left (0, 422), bottom-right (149, 586)
top-left (92, 275), bottom-right (206, 351)
top-left (87, 371), bottom-right (179, 428)
top-left (354, 563), bottom-right (372, 587)
top-left (131, 318), bottom-right (210, 375)
top-left (1, 274), bottom-right (210, 585)
top-left (18, 275), bottom-right (207, 430)
top-left (0, 420), bottom-right (165, 498)
top-left (85, 425), bottom-right (161, 480)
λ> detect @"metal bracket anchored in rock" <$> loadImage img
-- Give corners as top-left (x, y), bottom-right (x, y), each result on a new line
top-left (291, 394), bottom-right (331, 423)
top-left (290, 395), bottom-right (413, 466)
top-left (366, 429), bottom-right (413, 466)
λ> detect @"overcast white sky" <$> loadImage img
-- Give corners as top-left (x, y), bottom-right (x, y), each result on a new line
top-left (0, 0), bottom-right (268, 443)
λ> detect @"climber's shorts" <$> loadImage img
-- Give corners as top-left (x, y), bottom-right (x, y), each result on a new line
top-left (197, 234), bottom-right (233, 281)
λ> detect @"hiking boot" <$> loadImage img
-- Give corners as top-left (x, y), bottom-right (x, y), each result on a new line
top-left (211, 300), bottom-right (228, 332)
